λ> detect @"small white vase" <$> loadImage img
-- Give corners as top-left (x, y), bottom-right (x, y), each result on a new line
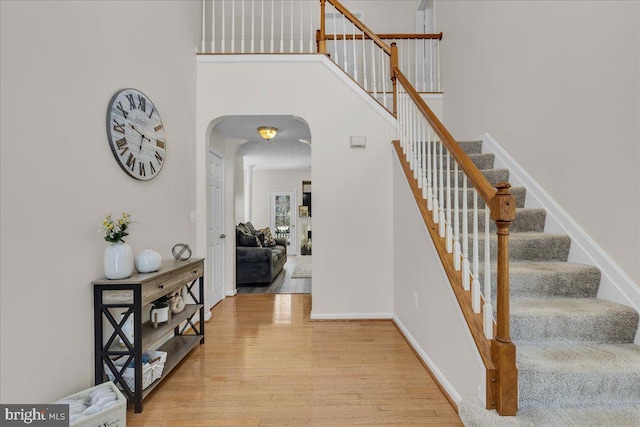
top-left (104, 242), bottom-right (134, 279)
top-left (135, 249), bottom-right (162, 273)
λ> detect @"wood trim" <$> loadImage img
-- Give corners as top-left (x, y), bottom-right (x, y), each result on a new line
top-left (326, 32), bottom-right (443, 41)
top-left (392, 319), bottom-right (460, 413)
top-left (393, 69), bottom-right (497, 205)
top-left (326, 0), bottom-right (391, 54)
top-left (393, 140), bottom-right (496, 410)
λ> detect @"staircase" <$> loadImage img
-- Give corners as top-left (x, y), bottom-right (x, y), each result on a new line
top-left (454, 140), bottom-right (640, 426)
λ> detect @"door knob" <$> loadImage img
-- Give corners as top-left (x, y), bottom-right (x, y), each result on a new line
top-left (220, 234), bottom-right (226, 239)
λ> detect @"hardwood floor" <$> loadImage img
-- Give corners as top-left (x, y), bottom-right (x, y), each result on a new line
top-left (126, 294), bottom-right (463, 426)
top-left (237, 256), bottom-right (312, 294)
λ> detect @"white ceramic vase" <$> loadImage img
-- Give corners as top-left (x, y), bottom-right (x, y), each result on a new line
top-left (104, 242), bottom-right (134, 280)
top-left (134, 249), bottom-right (162, 273)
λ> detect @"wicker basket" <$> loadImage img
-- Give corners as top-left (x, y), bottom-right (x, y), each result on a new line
top-left (54, 381), bottom-right (126, 427)
top-left (105, 350), bottom-right (166, 391)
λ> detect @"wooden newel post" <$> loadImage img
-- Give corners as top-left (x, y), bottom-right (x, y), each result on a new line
top-left (390, 42), bottom-right (398, 117)
top-left (490, 181), bottom-right (518, 416)
top-left (318, 0), bottom-right (327, 54)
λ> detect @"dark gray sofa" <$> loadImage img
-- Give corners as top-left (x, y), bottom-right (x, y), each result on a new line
top-left (236, 222), bottom-right (287, 285)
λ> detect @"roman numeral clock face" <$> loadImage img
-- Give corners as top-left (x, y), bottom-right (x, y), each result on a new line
top-left (106, 88), bottom-right (166, 180)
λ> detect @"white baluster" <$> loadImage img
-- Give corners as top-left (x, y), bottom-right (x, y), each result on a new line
top-left (241, 0), bottom-right (245, 53)
top-left (280, 0), bottom-right (284, 52)
top-left (426, 127), bottom-right (433, 208)
top-left (422, 123), bottom-right (428, 199)
top-left (432, 140), bottom-right (440, 224)
top-left (484, 208), bottom-right (493, 338)
top-left (308, 0), bottom-right (313, 53)
top-left (290, 0), bottom-right (294, 52)
top-left (371, 42), bottom-right (377, 98)
top-left (201, 0), bottom-right (206, 53)
top-left (332, 8), bottom-right (337, 62)
top-left (429, 39), bottom-right (434, 92)
top-left (462, 176), bottom-right (470, 290)
top-left (422, 39), bottom-right (427, 92)
top-left (260, 0), bottom-right (264, 53)
top-left (231, 0), bottom-right (235, 52)
top-left (352, 21), bottom-right (357, 82)
top-left (299, 0), bottom-right (303, 52)
top-left (410, 107), bottom-right (415, 172)
top-left (342, 16), bottom-right (348, 71)
top-left (251, 0), bottom-right (255, 52)
top-left (438, 142), bottom-right (446, 237)
top-left (270, 0), bottom-right (274, 52)
top-left (453, 162), bottom-right (461, 270)
top-left (414, 39), bottom-right (419, 91)
top-left (415, 111), bottom-right (421, 182)
top-left (446, 150), bottom-right (453, 252)
top-left (472, 189), bottom-right (481, 313)
top-left (211, 0), bottom-right (216, 53)
top-left (417, 119), bottom-right (423, 189)
top-left (221, 0), bottom-right (226, 53)
top-left (362, 35), bottom-right (368, 90)
top-left (436, 39), bottom-right (441, 91)
top-left (382, 52), bottom-right (388, 108)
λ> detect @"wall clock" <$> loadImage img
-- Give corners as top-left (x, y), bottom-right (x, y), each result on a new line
top-left (106, 88), bottom-right (166, 180)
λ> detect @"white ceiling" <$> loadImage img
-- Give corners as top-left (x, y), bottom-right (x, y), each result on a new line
top-left (214, 115), bottom-right (311, 169)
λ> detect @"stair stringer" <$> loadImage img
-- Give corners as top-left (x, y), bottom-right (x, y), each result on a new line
top-left (479, 132), bottom-right (640, 344)
top-left (392, 150), bottom-right (489, 409)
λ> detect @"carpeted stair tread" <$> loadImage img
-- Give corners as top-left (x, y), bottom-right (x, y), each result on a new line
top-left (517, 343), bottom-right (640, 407)
top-left (475, 232), bottom-right (571, 262)
top-left (482, 261), bottom-right (601, 298)
top-left (461, 208), bottom-right (546, 233)
top-left (510, 298), bottom-right (639, 344)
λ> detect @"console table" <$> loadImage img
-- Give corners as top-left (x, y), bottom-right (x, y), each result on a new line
top-left (93, 258), bottom-right (205, 413)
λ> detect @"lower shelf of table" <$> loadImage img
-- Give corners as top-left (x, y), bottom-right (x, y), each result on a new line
top-left (140, 334), bottom-right (203, 399)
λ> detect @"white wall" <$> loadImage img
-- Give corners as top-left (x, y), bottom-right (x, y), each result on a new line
top-left (0, 1), bottom-right (199, 402)
top-left (251, 169), bottom-right (312, 229)
top-left (341, 0), bottom-right (418, 33)
top-left (197, 57), bottom-right (396, 318)
top-left (392, 154), bottom-right (483, 404)
top-left (438, 1), bottom-right (640, 285)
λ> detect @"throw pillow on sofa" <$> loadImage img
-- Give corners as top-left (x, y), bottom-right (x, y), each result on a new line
top-left (238, 232), bottom-right (262, 247)
top-left (258, 227), bottom-right (277, 247)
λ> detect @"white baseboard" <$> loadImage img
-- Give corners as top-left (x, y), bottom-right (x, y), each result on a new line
top-left (392, 315), bottom-right (462, 405)
top-left (479, 133), bottom-right (640, 344)
top-left (310, 312), bottom-right (393, 320)
top-left (225, 289), bottom-right (238, 297)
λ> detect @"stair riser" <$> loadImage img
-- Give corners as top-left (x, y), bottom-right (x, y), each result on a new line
top-left (472, 235), bottom-right (571, 262)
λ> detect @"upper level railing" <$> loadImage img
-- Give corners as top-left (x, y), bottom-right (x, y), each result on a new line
top-left (199, 0), bottom-right (441, 105)
top-left (199, 0), bottom-right (517, 416)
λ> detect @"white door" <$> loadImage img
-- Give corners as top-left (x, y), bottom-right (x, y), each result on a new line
top-left (207, 151), bottom-right (225, 311)
top-left (270, 190), bottom-right (297, 255)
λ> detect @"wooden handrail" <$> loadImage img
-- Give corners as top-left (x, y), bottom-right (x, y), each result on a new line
top-left (326, 0), bottom-right (391, 55)
top-left (324, 33), bottom-right (443, 41)
top-left (393, 67), bottom-right (496, 205)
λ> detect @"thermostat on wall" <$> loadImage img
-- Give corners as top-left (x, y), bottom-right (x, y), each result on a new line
top-left (350, 136), bottom-right (366, 148)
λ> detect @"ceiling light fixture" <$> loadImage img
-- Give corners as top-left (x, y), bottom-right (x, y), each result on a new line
top-left (257, 126), bottom-right (278, 141)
